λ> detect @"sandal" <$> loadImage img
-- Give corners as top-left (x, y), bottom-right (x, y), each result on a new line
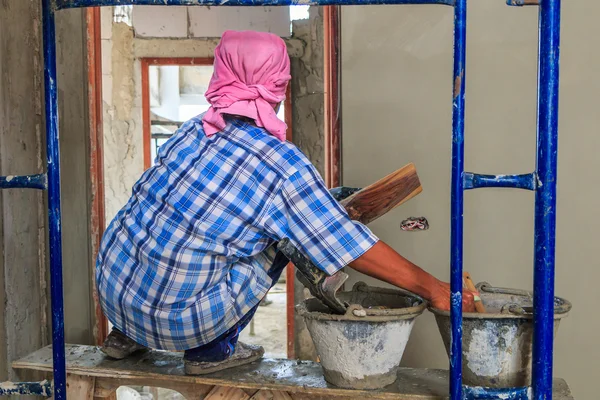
top-left (101, 328), bottom-right (148, 360)
top-left (184, 342), bottom-right (264, 375)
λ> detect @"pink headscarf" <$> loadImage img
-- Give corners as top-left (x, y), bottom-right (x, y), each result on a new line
top-left (202, 30), bottom-right (291, 141)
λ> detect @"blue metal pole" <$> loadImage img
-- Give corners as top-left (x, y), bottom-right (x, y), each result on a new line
top-left (0, 381), bottom-right (53, 397)
top-left (0, 174), bottom-right (48, 190)
top-left (42, 1), bottom-right (67, 399)
top-left (532, 0), bottom-right (561, 398)
top-left (450, 0), bottom-right (467, 398)
top-left (463, 172), bottom-right (536, 191)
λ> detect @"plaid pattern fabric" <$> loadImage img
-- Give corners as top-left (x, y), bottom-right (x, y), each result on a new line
top-left (96, 115), bottom-right (378, 351)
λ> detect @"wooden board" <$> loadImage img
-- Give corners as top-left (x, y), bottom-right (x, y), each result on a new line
top-left (250, 390), bottom-right (294, 400)
top-left (339, 163), bottom-right (422, 225)
top-left (65, 375), bottom-right (95, 400)
top-left (13, 345), bottom-right (574, 400)
top-left (205, 386), bottom-right (250, 400)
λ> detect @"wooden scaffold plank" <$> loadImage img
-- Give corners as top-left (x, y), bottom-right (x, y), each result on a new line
top-left (13, 345), bottom-right (574, 400)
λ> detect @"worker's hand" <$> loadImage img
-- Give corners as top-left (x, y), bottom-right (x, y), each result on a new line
top-left (429, 281), bottom-right (477, 312)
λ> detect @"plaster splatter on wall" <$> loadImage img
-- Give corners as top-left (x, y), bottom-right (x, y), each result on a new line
top-left (400, 217), bottom-right (429, 231)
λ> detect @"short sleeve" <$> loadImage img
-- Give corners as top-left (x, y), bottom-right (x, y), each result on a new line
top-left (263, 165), bottom-right (379, 275)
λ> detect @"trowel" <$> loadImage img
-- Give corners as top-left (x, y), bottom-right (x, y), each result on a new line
top-left (278, 238), bottom-right (350, 314)
top-left (278, 163), bottom-right (422, 314)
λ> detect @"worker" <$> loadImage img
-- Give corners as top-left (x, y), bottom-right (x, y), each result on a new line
top-left (96, 30), bottom-right (476, 376)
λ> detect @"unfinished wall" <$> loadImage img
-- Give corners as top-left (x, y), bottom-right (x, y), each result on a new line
top-left (342, 2), bottom-right (597, 398)
top-left (102, 13), bottom-right (145, 223)
top-left (290, 7), bottom-right (324, 360)
top-left (291, 7), bottom-right (325, 178)
top-left (0, 0), bottom-right (94, 384)
top-left (0, 0), bottom-right (47, 383)
top-left (133, 6), bottom-right (291, 38)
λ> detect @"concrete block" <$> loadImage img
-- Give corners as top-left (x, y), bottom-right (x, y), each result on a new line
top-left (188, 7), bottom-right (291, 38)
top-left (133, 6), bottom-right (188, 38)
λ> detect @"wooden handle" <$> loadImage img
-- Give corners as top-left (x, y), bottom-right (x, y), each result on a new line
top-left (463, 272), bottom-right (486, 313)
top-left (339, 163), bottom-right (422, 225)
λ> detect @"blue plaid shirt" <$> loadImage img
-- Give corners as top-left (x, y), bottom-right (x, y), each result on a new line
top-left (96, 115), bottom-right (378, 350)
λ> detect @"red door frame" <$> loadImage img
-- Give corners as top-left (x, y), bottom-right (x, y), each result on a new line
top-left (86, 7), bottom-right (108, 346)
top-left (324, 5), bottom-right (342, 189)
top-left (141, 58), bottom-right (215, 169)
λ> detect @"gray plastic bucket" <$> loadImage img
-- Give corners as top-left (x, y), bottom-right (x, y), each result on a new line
top-left (297, 282), bottom-right (426, 390)
top-left (429, 282), bottom-right (571, 388)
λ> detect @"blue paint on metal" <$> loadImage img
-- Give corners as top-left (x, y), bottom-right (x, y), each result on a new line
top-left (55, 0), bottom-right (455, 8)
top-left (463, 172), bottom-right (536, 190)
top-left (0, 174), bottom-right (48, 190)
top-left (506, 0), bottom-right (539, 6)
top-left (463, 385), bottom-right (530, 399)
top-left (532, 0), bottom-right (561, 399)
top-left (42, 1), bottom-right (67, 399)
top-left (450, 1), bottom-right (561, 398)
top-left (0, 381), bottom-right (53, 397)
top-left (450, 0), bottom-right (466, 398)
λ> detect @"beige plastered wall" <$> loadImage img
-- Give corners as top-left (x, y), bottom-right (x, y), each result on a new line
top-left (341, 2), bottom-right (598, 398)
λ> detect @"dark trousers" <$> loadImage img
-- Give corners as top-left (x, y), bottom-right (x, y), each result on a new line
top-left (183, 249), bottom-right (289, 362)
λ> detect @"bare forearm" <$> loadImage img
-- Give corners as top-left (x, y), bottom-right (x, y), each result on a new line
top-left (349, 240), bottom-right (442, 301)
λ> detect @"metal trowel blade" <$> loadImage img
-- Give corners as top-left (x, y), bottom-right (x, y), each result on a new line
top-left (319, 271), bottom-right (349, 314)
top-left (296, 270), bottom-right (349, 314)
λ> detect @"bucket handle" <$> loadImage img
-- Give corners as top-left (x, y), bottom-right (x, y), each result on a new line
top-left (500, 303), bottom-right (533, 316)
top-left (476, 282), bottom-right (572, 315)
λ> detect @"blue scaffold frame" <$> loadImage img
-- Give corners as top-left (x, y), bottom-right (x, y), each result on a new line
top-left (0, 0), bottom-right (561, 398)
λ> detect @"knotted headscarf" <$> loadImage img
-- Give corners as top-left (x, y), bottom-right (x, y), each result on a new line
top-left (202, 30), bottom-right (291, 141)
